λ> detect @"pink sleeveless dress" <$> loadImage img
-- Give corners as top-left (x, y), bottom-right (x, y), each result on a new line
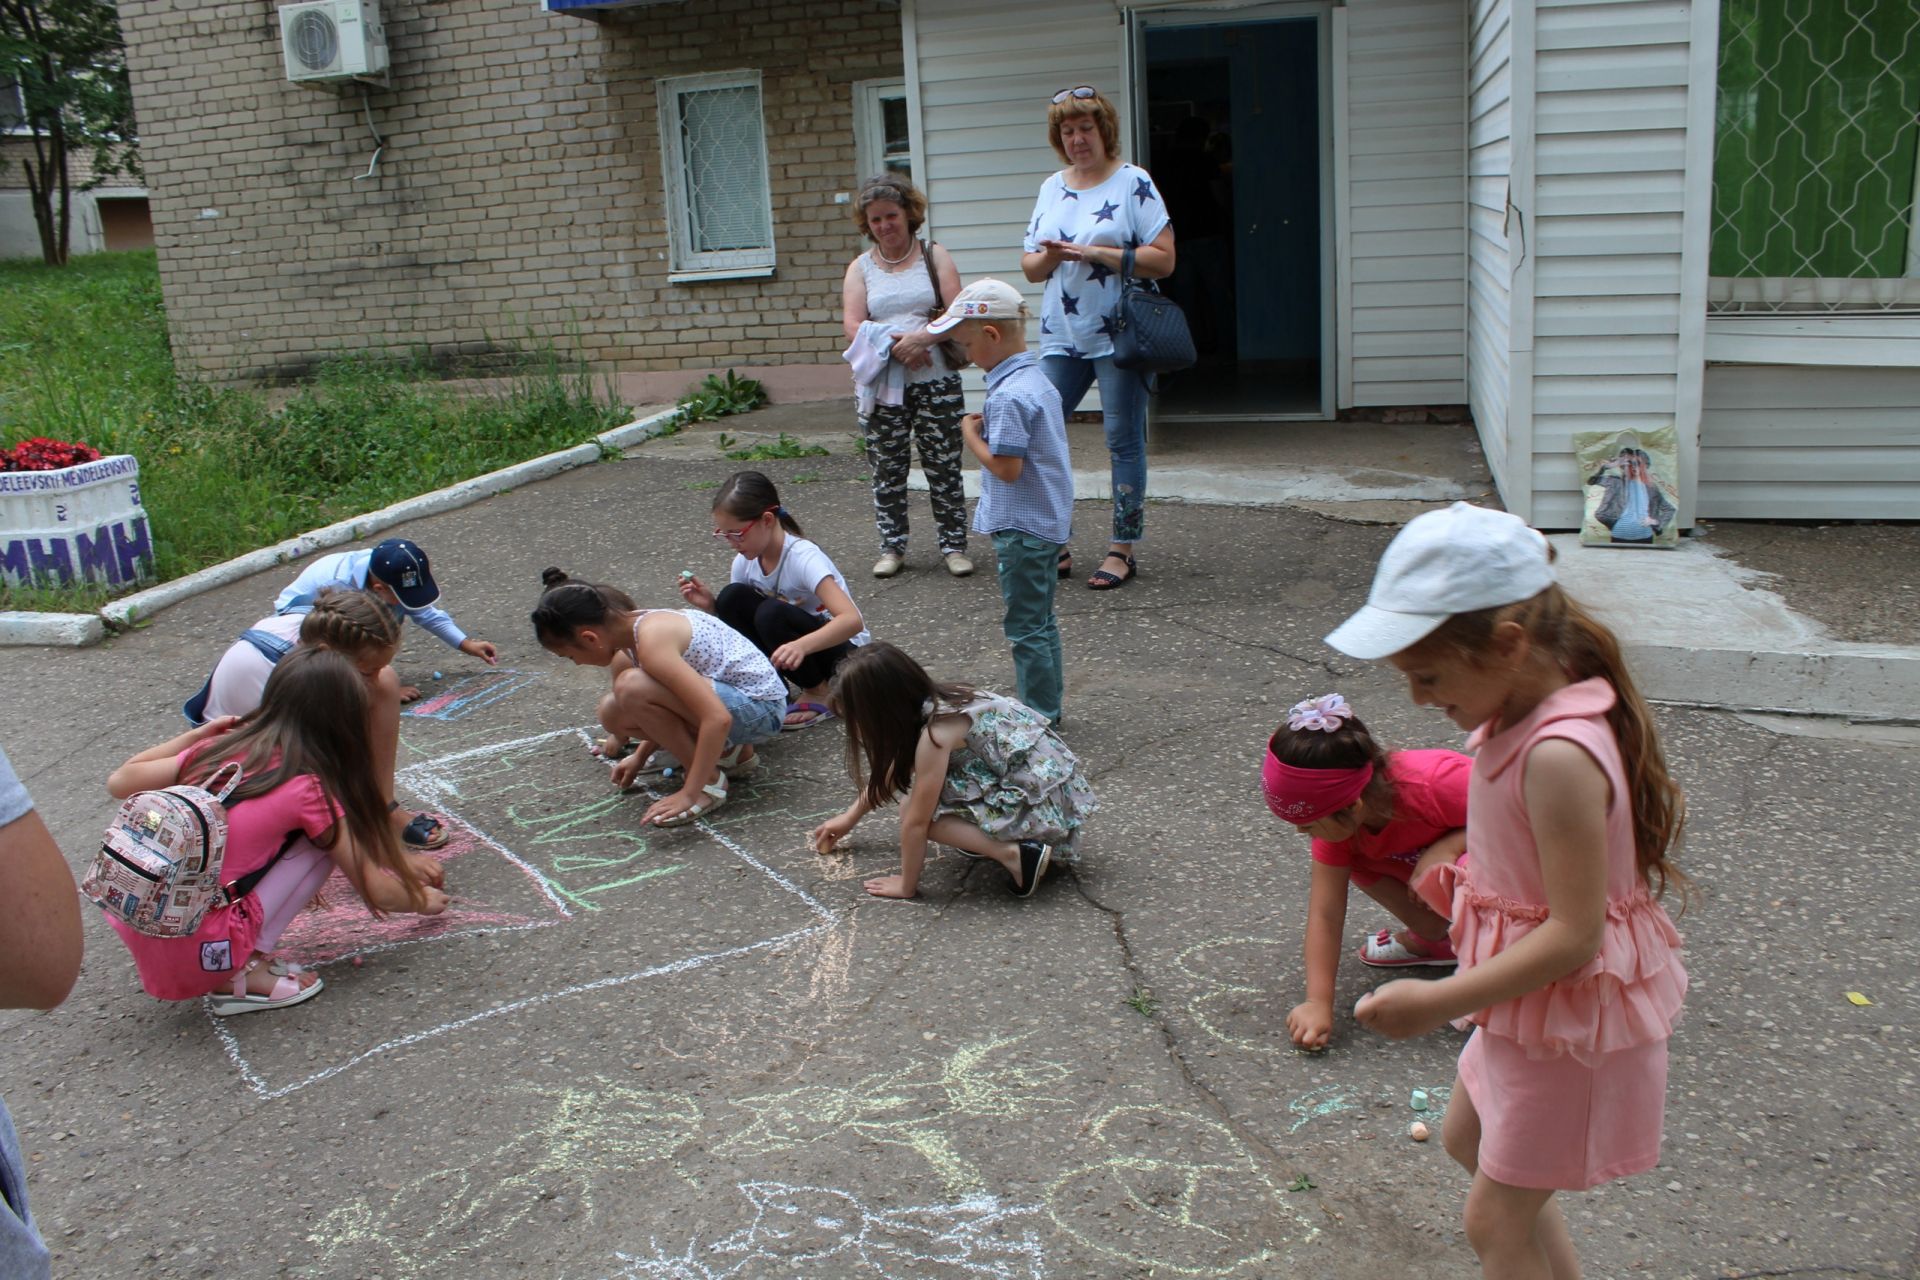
top-left (1422, 677), bottom-right (1687, 1190)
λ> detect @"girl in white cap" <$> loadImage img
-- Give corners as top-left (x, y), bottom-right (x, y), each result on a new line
top-left (1327, 501), bottom-right (1688, 1276)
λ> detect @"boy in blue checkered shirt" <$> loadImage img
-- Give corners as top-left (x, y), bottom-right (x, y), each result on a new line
top-left (928, 279), bottom-right (1074, 725)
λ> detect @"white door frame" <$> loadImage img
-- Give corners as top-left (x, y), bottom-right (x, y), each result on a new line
top-left (1124, 1), bottom-right (1337, 420)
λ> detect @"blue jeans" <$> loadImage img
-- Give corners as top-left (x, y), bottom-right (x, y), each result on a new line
top-left (991, 531), bottom-right (1064, 724)
top-left (712, 681), bottom-right (785, 746)
top-left (1041, 353), bottom-right (1147, 544)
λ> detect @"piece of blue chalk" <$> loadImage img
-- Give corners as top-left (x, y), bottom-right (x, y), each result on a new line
top-left (433, 671), bottom-right (443, 680)
top-left (1410, 1089), bottom-right (1430, 1111)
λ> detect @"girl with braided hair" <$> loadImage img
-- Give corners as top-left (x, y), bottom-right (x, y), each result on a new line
top-left (187, 589), bottom-right (452, 850)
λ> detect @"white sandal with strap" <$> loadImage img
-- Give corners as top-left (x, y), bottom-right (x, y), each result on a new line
top-left (652, 775), bottom-right (729, 828)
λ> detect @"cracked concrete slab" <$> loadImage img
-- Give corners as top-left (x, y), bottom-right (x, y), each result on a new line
top-left (1, 434), bottom-right (1914, 1279)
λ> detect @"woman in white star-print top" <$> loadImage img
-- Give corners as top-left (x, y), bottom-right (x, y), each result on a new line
top-left (1021, 84), bottom-right (1175, 593)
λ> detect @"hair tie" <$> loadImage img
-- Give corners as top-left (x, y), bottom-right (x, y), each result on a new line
top-left (1287, 693), bottom-right (1353, 734)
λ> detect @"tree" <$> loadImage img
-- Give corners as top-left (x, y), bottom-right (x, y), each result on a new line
top-left (0, 0), bottom-right (140, 266)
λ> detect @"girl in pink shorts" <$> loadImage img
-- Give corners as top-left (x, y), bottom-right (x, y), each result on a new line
top-left (1264, 693), bottom-right (1469, 1051)
top-left (1330, 502), bottom-right (1688, 1277)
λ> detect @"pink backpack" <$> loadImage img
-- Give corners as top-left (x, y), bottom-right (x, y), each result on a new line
top-left (84, 762), bottom-right (244, 938)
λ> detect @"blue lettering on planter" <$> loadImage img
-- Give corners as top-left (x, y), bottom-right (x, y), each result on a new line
top-left (114, 517), bottom-right (153, 581)
top-left (28, 539), bottom-right (74, 585)
top-left (0, 539), bottom-right (29, 584)
top-left (76, 526), bottom-right (119, 581)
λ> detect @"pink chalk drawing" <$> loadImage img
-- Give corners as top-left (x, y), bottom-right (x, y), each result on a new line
top-left (402, 669), bottom-right (541, 721)
top-left (273, 811), bottom-right (571, 967)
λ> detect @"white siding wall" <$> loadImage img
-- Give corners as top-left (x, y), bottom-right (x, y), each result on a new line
top-left (1701, 365), bottom-right (1920, 519)
top-left (907, 0), bottom-right (1119, 320)
top-left (1342, 0), bottom-right (1468, 406)
top-left (1522, 0), bottom-right (1696, 527)
top-left (1466, 0), bottom-right (1513, 494)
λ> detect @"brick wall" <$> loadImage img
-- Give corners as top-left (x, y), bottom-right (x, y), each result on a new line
top-left (116, 0), bottom-right (903, 380)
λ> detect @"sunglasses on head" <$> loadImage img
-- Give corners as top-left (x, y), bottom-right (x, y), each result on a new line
top-left (1051, 85), bottom-right (1097, 104)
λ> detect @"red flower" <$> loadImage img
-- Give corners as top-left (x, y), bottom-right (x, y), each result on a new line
top-left (0, 437), bottom-right (103, 472)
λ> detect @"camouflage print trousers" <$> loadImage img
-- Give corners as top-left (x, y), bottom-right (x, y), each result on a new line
top-left (858, 374), bottom-right (969, 555)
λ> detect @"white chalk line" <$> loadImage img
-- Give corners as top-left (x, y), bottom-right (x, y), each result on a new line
top-left (218, 922), bottom-right (830, 1101)
top-left (217, 721), bottom-right (844, 1098)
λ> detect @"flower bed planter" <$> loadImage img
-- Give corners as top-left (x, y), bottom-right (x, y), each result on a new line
top-left (0, 454), bottom-right (155, 590)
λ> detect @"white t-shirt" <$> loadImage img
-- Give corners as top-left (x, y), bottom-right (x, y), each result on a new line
top-left (205, 613), bottom-right (305, 720)
top-left (730, 536), bottom-right (870, 647)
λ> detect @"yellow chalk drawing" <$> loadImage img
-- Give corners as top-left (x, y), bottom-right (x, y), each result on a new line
top-left (1174, 936), bottom-right (1295, 1053)
top-left (1045, 1104), bottom-right (1319, 1276)
top-left (306, 1077), bottom-right (703, 1278)
top-left (716, 1036), bottom-right (1072, 1196)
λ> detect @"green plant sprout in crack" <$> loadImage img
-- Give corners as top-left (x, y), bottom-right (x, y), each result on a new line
top-left (675, 370), bottom-right (767, 423)
top-left (716, 431), bottom-right (737, 452)
top-left (1125, 987), bottom-right (1158, 1018)
top-left (725, 433), bottom-right (830, 462)
top-left (789, 471), bottom-right (823, 484)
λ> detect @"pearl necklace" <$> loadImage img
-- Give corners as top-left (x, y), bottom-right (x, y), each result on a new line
top-left (875, 240), bottom-right (915, 266)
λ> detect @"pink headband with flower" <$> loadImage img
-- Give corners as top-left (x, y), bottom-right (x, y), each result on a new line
top-left (1261, 694), bottom-right (1373, 825)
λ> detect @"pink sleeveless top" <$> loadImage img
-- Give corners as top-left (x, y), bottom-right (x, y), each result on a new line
top-left (1421, 677), bottom-right (1686, 1063)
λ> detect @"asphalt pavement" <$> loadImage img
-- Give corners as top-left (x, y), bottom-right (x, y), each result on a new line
top-left (0, 433), bottom-right (1914, 1280)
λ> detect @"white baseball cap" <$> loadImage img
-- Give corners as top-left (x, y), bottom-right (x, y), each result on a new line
top-left (927, 278), bottom-right (1027, 334)
top-left (1324, 502), bottom-right (1554, 660)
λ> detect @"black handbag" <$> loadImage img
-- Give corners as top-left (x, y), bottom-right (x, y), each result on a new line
top-left (1108, 247), bottom-right (1195, 380)
top-left (921, 240), bottom-right (972, 371)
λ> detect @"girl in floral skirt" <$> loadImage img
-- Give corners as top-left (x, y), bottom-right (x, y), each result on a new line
top-left (810, 641), bottom-right (1096, 899)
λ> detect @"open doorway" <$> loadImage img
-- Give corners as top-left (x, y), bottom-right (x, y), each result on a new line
top-left (1137, 12), bottom-right (1328, 419)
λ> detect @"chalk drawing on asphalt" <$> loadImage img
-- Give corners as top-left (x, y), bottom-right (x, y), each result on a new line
top-left (1044, 1104), bottom-right (1320, 1275)
top-left (308, 1076), bottom-right (705, 1279)
top-left (715, 1036), bottom-right (1072, 1196)
top-left (401, 668), bottom-right (542, 720)
top-left (1285, 1081), bottom-right (1453, 1133)
top-left (212, 724), bottom-right (839, 1100)
top-left (600, 1182), bottom-right (1047, 1279)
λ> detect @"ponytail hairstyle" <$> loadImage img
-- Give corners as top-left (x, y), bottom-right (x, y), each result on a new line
top-left (1267, 702), bottom-right (1398, 821)
top-left (713, 470), bottom-right (803, 538)
top-left (829, 641), bottom-right (976, 810)
top-left (299, 588), bottom-right (401, 663)
top-left (182, 647), bottom-right (423, 912)
top-left (530, 567), bottom-right (638, 647)
top-left (1418, 584), bottom-right (1689, 904)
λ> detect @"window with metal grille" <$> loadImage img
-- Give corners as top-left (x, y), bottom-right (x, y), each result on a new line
top-left (1, 78), bottom-right (29, 134)
top-left (658, 71), bottom-right (776, 281)
top-left (1710, 0), bottom-right (1920, 313)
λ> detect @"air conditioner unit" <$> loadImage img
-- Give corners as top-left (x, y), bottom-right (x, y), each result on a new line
top-left (279, 0), bottom-right (388, 84)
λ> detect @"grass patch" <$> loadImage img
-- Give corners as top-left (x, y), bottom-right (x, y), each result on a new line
top-left (724, 432), bottom-right (830, 462)
top-left (1, 252), bottom-right (631, 609)
top-left (1124, 986), bottom-right (1159, 1018)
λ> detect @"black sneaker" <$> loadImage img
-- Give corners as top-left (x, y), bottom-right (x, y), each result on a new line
top-left (1011, 840), bottom-right (1052, 898)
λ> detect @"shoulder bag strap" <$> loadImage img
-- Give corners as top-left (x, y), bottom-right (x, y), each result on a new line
top-left (922, 240), bottom-right (946, 314)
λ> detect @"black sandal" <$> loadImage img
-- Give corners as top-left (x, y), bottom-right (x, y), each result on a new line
top-left (1086, 553), bottom-right (1136, 591)
top-left (1057, 549), bottom-right (1073, 580)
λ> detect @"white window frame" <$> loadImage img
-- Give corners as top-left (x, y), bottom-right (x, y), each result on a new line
top-left (657, 69), bottom-right (776, 283)
top-left (2, 78), bottom-right (33, 137)
top-left (853, 78), bottom-right (913, 185)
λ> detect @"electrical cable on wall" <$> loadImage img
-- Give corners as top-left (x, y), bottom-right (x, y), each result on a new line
top-left (354, 83), bottom-right (385, 182)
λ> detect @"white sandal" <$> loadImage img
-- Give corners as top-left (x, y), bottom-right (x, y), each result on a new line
top-left (717, 743), bottom-right (759, 779)
top-left (652, 776), bottom-right (728, 828)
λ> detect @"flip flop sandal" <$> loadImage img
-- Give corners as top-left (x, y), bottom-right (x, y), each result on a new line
top-left (208, 963), bottom-right (324, 1017)
top-left (652, 777), bottom-right (728, 828)
top-left (1086, 554), bottom-right (1136, 591)
top-left (1357, 927), bottom-right (1458, 968)
top-left (781, 701), bottom-right (837, 732)
top-left (400, 812), bottom-right (451, 849)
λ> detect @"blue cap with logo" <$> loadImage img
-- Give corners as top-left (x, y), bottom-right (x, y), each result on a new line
top-left (368, 538), bottom-right (440, 610)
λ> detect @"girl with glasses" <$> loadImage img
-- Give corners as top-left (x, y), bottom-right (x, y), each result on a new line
top-left (676, 471), bottom-right (870, 732)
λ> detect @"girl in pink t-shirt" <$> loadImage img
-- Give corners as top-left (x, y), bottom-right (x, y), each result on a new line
top-left (1263, 694), bottom-right (1469, 1051)
top-left (104, 648), bottom-right (448, 1015)
top-left (1329, 502), bottom-right (1687, 1277)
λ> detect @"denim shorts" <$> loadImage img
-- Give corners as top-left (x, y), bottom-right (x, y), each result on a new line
top-left (715, 680), bottom-right (785, 746)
